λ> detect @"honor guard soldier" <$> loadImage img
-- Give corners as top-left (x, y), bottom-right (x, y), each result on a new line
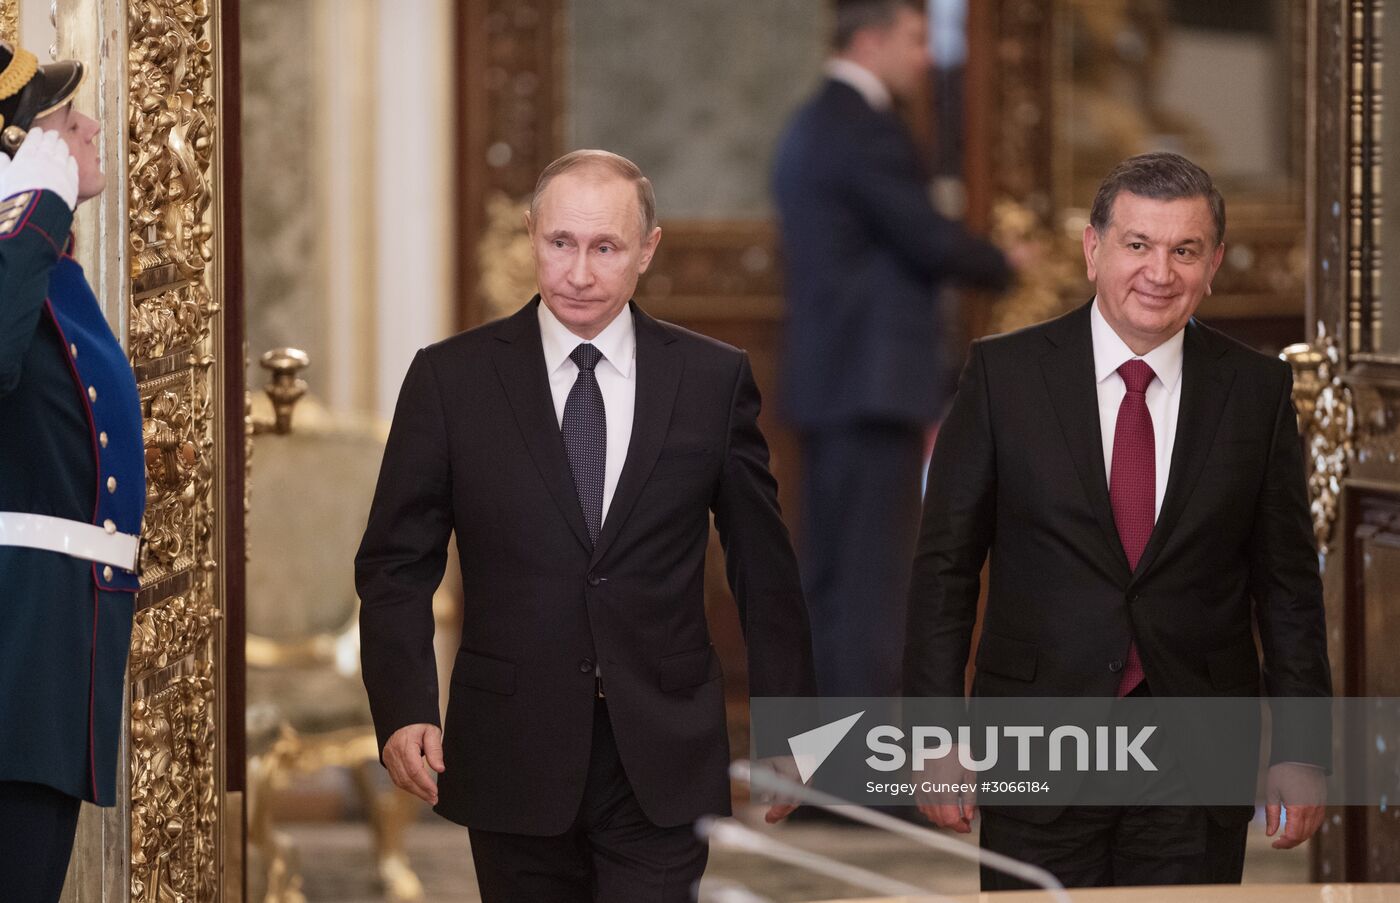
top-left (0, 42), bottom-right (145, 902)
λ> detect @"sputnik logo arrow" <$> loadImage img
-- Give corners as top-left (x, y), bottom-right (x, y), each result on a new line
top-left (787, 711), bottom-right (864, 782)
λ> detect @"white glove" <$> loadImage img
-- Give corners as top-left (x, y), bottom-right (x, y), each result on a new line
top-left (0, 127), bottom-right (78, 210)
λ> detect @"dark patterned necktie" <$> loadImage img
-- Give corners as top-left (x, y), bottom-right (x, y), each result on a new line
top-left (562, 343), bottom-right (606, 544)
top-left (1111, 359), bottom-right (1156, 697)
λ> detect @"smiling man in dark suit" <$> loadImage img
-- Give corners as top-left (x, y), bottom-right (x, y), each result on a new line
top-left (903, 152), bottom-right (1331, 888)
top-left (356, 149), bottom-right (814, 902)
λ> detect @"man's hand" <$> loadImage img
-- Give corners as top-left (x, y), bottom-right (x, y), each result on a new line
top-left (1265, 762), bottom-right (1327, 849)
top-left (383, 722), bottom-right (445, 805)
top-left (756, 755), bottom-right (804, 824)
top-left (914, 747), bottom-right (978, 833)
top-left (0, 127), bottom-right (78, 210)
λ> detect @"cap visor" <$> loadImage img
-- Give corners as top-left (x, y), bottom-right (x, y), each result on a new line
top-left (30, 60), bottom-right (84, 120)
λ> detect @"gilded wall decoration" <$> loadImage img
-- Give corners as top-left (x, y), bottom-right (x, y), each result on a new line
top-left (475, 0), bottom-right (559, 199)
top-left (990, 0), bottom-right (1056, 214)
top-left (1282, 327), bottom-right (1354, 552)
top-left (128, 0), bottom-right (216, 281)
top-left (130, 593), bottom-right (221, 677)
top-left (460, 0), bottom-right (561, 326)
top-left (132, 284), bottom-right (209, 362)
top-left (127, 0), bottom-right (225, 898)
top-left (0, 0), bottom-right (16, 46)
top-left (1351, 381), bottom-right (1400, 475)
top-left (130, 666), bottom-right (220, 902)
top-left (988, 0), bottom-right (1308, 331)
top-left (461, 0), bottom-right (791, 327)
top-left (637, 222), bottom-right (781, 302)
top-left (477, 191), bottom-right (536, 322)
top-left (138, 372), bottom-right (214, 586)
top-left (985, 198), bottom-right (1087, 335)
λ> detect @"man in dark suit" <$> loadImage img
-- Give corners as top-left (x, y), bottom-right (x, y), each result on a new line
top-left (903, 152), bottom-right (1332, 888)
top-left (773, 0), bottom-right (1014, 697)
top-left (356, 149), bottom-right (814, 902)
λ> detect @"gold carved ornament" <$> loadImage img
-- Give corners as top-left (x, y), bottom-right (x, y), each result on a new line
top-left (127, 0), bottom-right (223, 900)
top-left (986, 198), bottom-right (1086, 334)
top-left (1282, 325), bottom-right (1354, 553)
top-left (130, 665), bottom-right (220, 902)
top-left (478, 191), bottom-right (537, 322)
top-left (0, 2), bottom-right (15, 48)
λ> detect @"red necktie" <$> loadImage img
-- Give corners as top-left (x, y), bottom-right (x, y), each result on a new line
top-left (1111, 359), bottom-right (1155, 697)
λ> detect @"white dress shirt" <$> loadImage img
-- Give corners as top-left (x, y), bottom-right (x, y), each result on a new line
top-left (1090, 299), bottom-right (1185, 520)
top-left (537, 300), bottom-right (637, 523)
top-left (823, 58), bottom-right (893, 111)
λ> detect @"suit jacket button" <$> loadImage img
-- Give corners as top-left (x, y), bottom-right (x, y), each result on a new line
top-left (579, 659), bottom-right (594, 673)
top-left (1109, 659), bottom-right (1124, 673)
top-left (587, 574), bottom-right (601, 586)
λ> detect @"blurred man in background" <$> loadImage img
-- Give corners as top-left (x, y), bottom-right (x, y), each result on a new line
top-left (773, 0), bottom-right (1014, 698)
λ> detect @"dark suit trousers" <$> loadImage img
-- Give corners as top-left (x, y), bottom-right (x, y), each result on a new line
top-left (467, 699), bottom-right (708, 902)
top-left (980, 805), bottom-right (1247, 889)
top-left (978, 685), bottom-right (1249, 889)
top-left (0, 780), bottom-right (82, 903)
top-left (800, 423), bottom-right (926, 697)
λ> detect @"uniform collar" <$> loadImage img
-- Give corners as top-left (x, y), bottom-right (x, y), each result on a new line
top-left (537, 298), bottom-right (636, 378)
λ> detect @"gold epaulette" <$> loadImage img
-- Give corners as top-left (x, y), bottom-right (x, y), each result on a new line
top-left (0, 190), bottom-right (35, 237)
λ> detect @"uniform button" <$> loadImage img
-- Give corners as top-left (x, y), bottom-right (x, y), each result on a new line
top-left (99, 431), bottom-right (109, 448)
top-left (104, 519), bottom-right (116, 534)
top-left (587, 574), bottom-right (601, 587)
top-left (69, 343), bottom-right (77, 359)
top-left (107, 477), bottom-right (117, 494)
top-left (102, 566), bottom-right (114, 581)
top-left (579, 659), bottom-right (594, 673)
top-left (88, 386), bottom-right (97, 403)
top-left (1109, 659), bottom-right (1124, 673)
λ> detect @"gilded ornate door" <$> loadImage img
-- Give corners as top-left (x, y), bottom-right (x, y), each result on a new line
top-left (123, 0), bottom-right (241, 896)
top-left (1301, 0), bottom-right (1400, 882)
top-left (1, 0), bottom-right (245, 899)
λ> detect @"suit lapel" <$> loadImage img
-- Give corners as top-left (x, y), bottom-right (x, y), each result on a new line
top-left (492, 298), bottom-right (593, 553)
top-left (1132, 320), bottom-right (1233, 581)
top-left (590, 303), bottom-right (683, 566)
top-left (1039, 303), bottom-right (1133, 581)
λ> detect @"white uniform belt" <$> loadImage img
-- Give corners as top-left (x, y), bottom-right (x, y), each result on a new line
top-left (0, 511), bottom-right (139, 571)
